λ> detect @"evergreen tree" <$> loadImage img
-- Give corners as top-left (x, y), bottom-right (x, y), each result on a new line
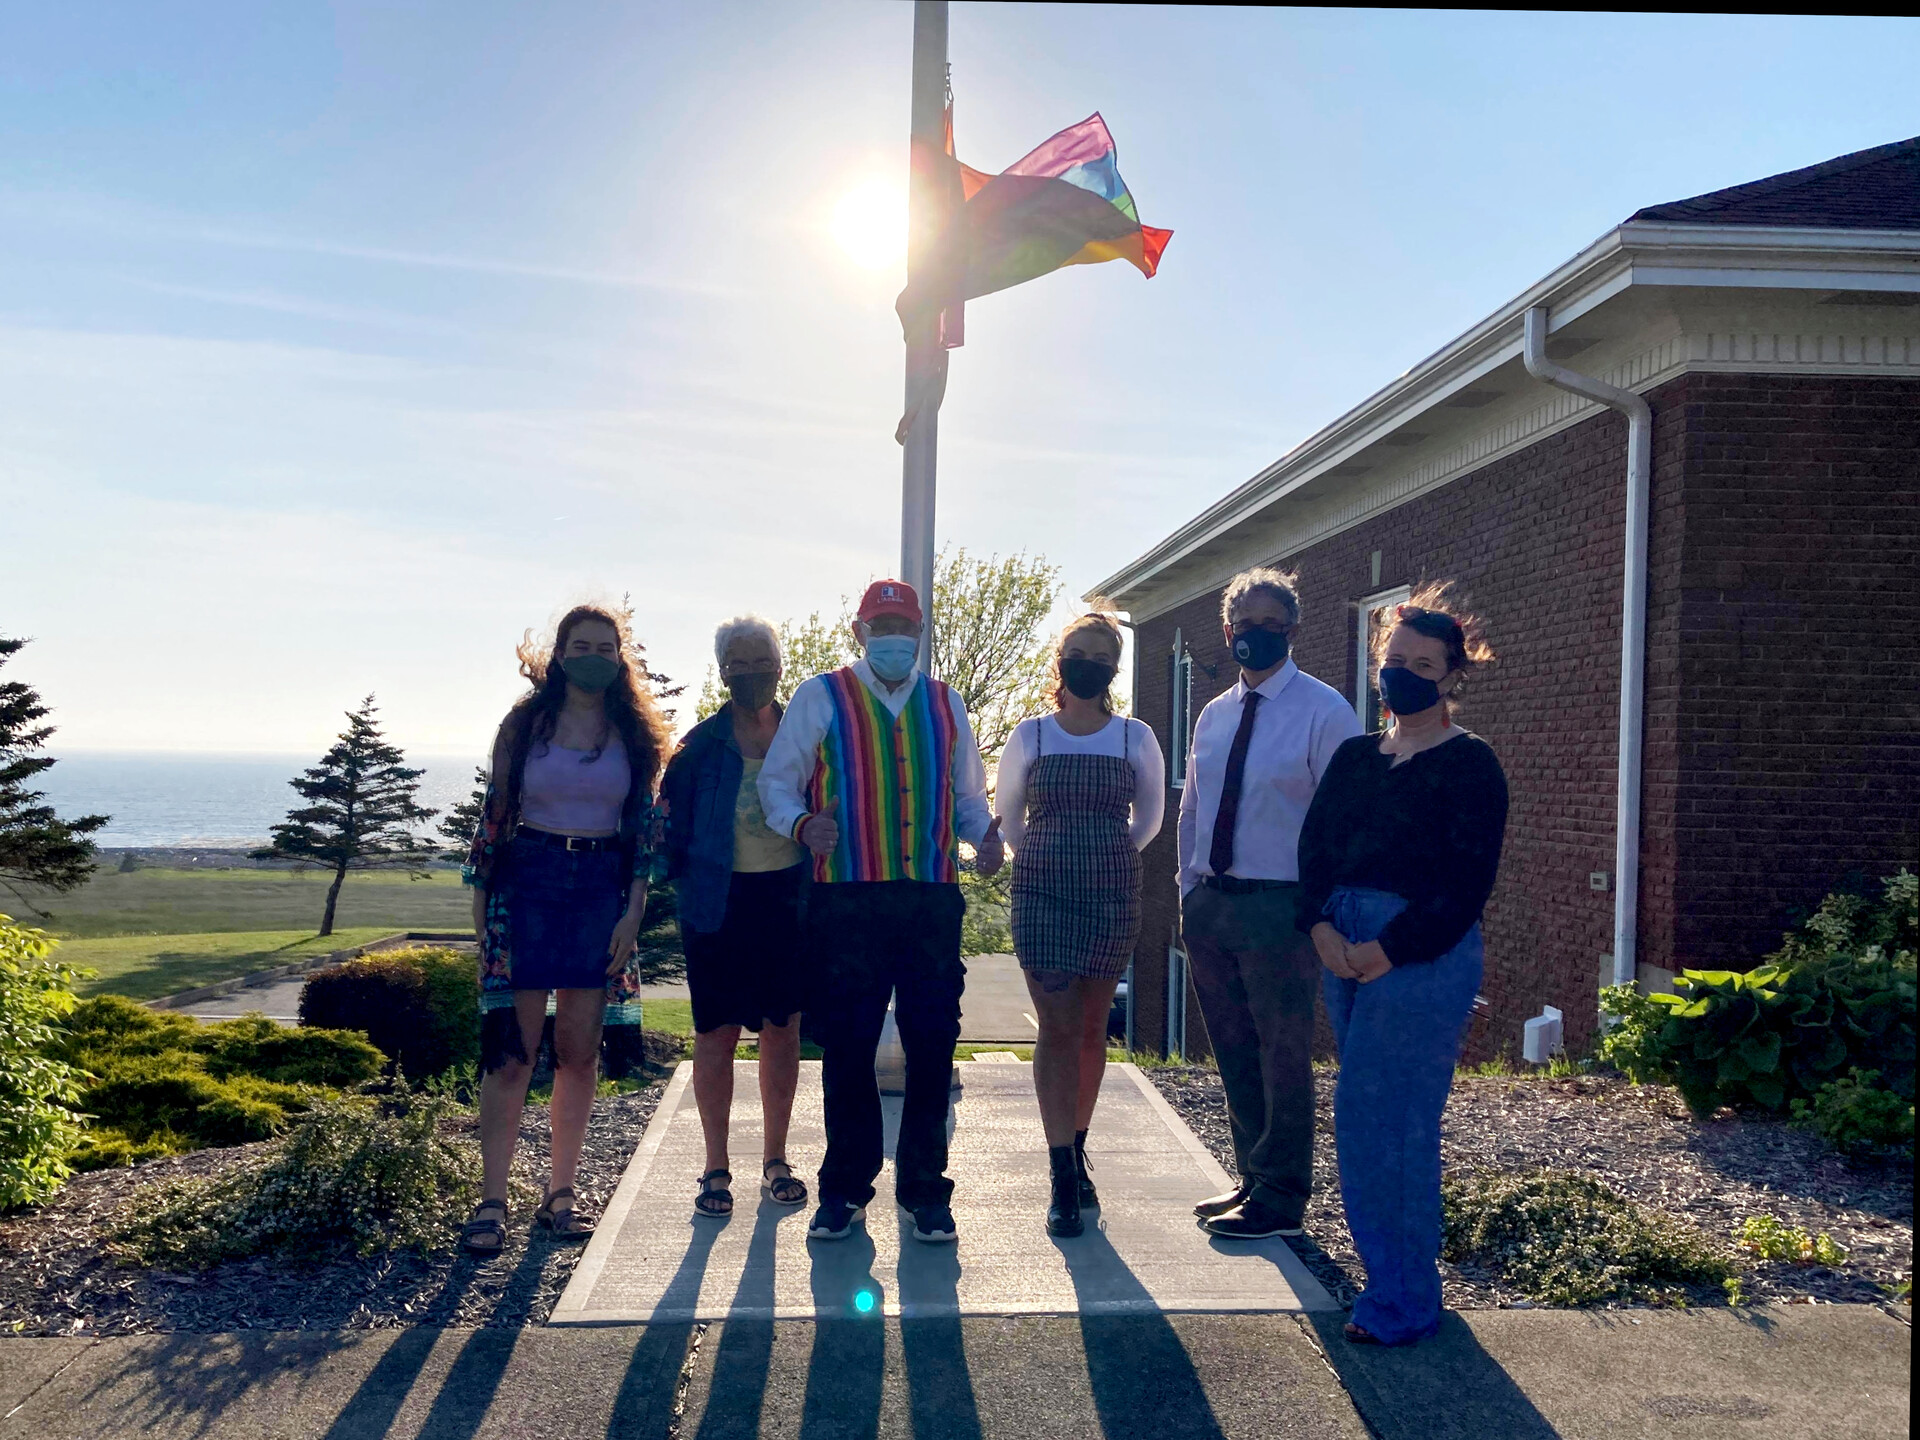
top-left (437, 766), bottom-right (488, 861)
top-left (253, 696), bottom-right (437, 936)
top-left (0, 637), bottom-right (108, 915)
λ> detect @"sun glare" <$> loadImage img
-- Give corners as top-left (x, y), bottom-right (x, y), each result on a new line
top-left (830, 176), bottom-right (907, 271)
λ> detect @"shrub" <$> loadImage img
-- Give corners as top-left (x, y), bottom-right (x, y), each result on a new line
top-left (1598, 870), bottom-right (1916, 1118)
top-left (299, 947), bottom-right (477, 1080)
top-left (0, 914), bottom-right (87, 1207)
top-left (1441, 1169), bottom-right (1734, 1306)
top-left (106, 1092), bottom-right (510, 1268)
top-left (48, 994), bottom-right (384, 1169)
top-left (1791, 1069), bottom-right (1914, 1154)
top-left (1736, 1214), bottom-right (1848, 1267)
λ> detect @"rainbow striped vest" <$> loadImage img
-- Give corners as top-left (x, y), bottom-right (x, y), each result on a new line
top-left (805, 667), bottom-right (962, 884)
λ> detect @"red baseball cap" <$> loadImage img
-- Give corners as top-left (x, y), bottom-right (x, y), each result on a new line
top-left (857, 578), bottom-right (923, 625)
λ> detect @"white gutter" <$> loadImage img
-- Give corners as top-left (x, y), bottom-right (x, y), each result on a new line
top-left (1521, 305), bottom-right (1647, 991)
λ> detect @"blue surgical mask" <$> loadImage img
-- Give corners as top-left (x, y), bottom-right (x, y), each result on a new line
top-left (865, 634), bottom-right (918, 683)
top-left (1377, 665), bottom-right (1442, 718)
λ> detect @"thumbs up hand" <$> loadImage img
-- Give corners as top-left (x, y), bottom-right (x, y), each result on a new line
top-left (976, 815), bottom-right (1006, 877)
top-left (800, 800), bottom-right (841, 857)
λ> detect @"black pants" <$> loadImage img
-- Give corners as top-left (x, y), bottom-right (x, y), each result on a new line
top-left (809, 880), bottom-right (966, 1210)
top-left (1181, 881), bottom-right (1319, 1225)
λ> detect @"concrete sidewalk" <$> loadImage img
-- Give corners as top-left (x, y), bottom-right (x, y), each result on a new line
top-left (2, 1307), bottom-right (1906, 1438)
top-left (552, 1060), bottom-right (1332, 1323)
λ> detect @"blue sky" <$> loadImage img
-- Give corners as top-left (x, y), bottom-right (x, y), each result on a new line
top-left (4, 4), bottom-right (1915, 758)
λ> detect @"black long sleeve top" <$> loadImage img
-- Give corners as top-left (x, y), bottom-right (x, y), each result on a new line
top-left (1296, 730), bottom-right (1509, 966)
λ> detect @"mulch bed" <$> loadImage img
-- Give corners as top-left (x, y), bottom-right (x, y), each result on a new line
top-left (0, 1082), bottom-right (667, 1337)
top-left (1147, 1064), bottom-right (1913, 1311)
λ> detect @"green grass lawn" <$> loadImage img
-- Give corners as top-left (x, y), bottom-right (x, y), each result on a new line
top-left (7, 866), bottom-right (477, 1001)
top-left (63, 927), bottom-right (407, 1000)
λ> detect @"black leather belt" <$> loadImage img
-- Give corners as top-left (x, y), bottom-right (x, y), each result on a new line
top-left (1200, 875), bottom-right (1296, 894)
top-left (514, 826), bottom-right (620, 853)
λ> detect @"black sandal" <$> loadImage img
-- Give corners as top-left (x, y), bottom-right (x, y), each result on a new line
top-left (762, 1157), bottom-right (808, 1207)
top-left (694, 1168), bottom-right (733, 1219)
top-left (462, 1197), bottom-right (508, 1256)
top-left (534, 1187), bottom-right (594, 1241)
top-left (1343, 1322), bottom-right (1381, 1346)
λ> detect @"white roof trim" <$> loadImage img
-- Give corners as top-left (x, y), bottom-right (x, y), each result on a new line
top-left (1092, 223), bottom-right (1920, 609)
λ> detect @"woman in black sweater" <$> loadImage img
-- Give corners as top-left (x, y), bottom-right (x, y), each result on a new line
top-left (1297, 585), bottom-right (1507, 1347)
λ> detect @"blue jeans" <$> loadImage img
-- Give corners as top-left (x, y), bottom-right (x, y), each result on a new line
top-left (1321, 885), bottom-right (1481, 1345)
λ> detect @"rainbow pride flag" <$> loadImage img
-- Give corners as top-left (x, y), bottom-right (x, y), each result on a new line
top-left (897, 112), bottom-right (1171, 337)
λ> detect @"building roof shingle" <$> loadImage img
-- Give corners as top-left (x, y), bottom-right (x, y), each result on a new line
top-left (1626, 136), bottom-right (1920, 230)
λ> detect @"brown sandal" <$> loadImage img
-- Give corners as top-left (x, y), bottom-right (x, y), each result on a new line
top-left (462, 1198), bottom-right (508, 1256)
top-left (535, 1187), bottom-right (594, 1241)
top-left (1343, 1322), bottom-right (1381, 1345)
top-left (694, 1169), bottom-right (733, 1219)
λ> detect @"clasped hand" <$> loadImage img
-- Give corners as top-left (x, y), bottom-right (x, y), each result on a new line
top-left (1311, 923), bottom-right (1393, 984)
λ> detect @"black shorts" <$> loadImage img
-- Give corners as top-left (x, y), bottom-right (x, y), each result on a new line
top-left (683, 862), bottom-right (808, 1034)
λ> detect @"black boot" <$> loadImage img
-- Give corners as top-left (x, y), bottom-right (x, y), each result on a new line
top-left (1047, 1145), bottom-right (1084, 1237)
top-left (1074, 1129), bottom-right (1099, 1210)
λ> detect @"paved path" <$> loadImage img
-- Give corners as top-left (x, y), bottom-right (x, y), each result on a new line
top-left (3, 1308), bottom-right (1905, 1438)
top-left (554, 1060), bottom-right (1331, 1324)
top-left (176, 957), bottom-right (1032, 1036)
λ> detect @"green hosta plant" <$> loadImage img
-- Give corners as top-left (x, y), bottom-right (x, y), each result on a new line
top-left (1600, 871), bottom-right (1915, 1118)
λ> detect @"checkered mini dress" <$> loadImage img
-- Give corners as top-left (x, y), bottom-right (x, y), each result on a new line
top-left (1009, 721), bottom-right (1143, 979)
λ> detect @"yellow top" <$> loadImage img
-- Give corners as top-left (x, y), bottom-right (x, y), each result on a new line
top-left (732, 756), bottom-right (804, 873)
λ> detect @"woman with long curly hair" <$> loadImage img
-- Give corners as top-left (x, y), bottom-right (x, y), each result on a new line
top-left (1297, 582), bottom-right (1508, 1345)
top-left (993, 610), bottom-right (1164, 1236)
top-left (459, 603), bottom-right (671, 1254)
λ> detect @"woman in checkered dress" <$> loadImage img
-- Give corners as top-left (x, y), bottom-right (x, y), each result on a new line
top-left (996, 612), bottom-right (1166, 1236)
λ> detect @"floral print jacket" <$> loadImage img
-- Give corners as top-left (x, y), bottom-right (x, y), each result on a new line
top-left (462, 775), bottom-right (667, 1020)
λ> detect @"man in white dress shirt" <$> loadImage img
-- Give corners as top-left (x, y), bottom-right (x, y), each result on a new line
top-left (759, 579), bottom-right (1004, 1246)
top-left (1178, 567), bottom-right (1361, 1238)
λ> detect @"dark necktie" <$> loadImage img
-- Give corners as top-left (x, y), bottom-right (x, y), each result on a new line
top-left (1208, 690), bottom-right (1262, 878)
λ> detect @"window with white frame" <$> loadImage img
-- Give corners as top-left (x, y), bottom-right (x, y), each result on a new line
top-left (1168, 628), bottom-right (1194, 788)
top-left (1355, 585), bottom-right (1411, 732)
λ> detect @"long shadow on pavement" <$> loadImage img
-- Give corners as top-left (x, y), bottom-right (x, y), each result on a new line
top-left (603, 1219), bottom-right (728, 1438)
top-left (409, 1236), bottom-right (554, 1440)
top-left (894, 1211), bottom-right (983, 1440)
top-left (1303, 1311), bottom-right (1561, 1440)
top-left (799, 1226), bottom-right (887, 1437)
top-left (692, 1200), bottom-right (788, 1440)
top-left (316, 1250), bottom-right (490, 1440)
top-left (1057, 1224), bottom-right (1228, 1440)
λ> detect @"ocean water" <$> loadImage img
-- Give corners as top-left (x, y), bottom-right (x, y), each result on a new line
top-left (36, 752), bottom-right (484, 849)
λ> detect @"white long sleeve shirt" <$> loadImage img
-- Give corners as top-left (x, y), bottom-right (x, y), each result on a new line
top-left (758, 660), bottom-right (995, 848)
top-left (995, 714), bottom-right (1166, 852)
top-left (1176, 659), bottom-right (1362, 896)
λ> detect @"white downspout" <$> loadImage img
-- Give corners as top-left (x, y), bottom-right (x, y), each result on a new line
top-left (1521, 306), bottom-right (1649, 992)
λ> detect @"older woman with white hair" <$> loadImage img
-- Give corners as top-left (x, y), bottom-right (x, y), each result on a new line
top-left (660, 615), bottom-right (809, 1219)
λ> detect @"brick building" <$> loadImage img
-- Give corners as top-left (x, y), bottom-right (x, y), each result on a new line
top-left (1093, 138), bottom-right (1920, 1063)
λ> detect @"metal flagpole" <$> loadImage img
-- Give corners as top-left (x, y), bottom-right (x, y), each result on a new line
top-left (902, 0), bottom-right (947, 671)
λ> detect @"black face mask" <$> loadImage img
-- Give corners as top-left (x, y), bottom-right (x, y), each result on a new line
top-left (1060, 657), bottom-right (1117, 700)
top-left (1377, 665), bottom-right (1442, 717)
top-left (725, 672), bottom-right (778, 711)
top-left (1232, 626), bottom-right (1290, 672)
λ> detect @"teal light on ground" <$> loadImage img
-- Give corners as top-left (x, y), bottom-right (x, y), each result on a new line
top-left (854, 1290), bottom-right (876, 1314)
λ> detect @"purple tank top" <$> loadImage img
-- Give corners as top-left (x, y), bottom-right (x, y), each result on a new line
top-left (520, 739), bottom-right (630, 834)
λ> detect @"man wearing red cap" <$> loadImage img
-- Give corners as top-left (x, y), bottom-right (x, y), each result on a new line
top-left (759, 578), bottom-right (1003, 1244)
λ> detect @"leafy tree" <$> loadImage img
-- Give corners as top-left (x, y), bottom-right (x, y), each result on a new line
top-left (778, 611), bottom-right (860, 703)
top-left (253, 696), bottom-right (437, 937)
top-left (929, 547), bottom-right (1064, 762)
top-left (0, 637), bottom-right (109, 914)
top-left (438, 767), bottom-right (488, 861)
top-left (612, 591), bottom-right (685, 723)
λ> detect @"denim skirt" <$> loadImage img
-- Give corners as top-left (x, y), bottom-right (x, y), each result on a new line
top-left (503, 836), bottom-right (627, 991)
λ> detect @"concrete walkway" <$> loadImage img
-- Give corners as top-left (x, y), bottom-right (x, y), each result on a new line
top-left (553, 1060), bottom-right (1332, 1323)
top-left (3, 1308), bottom-right (1905, 1438)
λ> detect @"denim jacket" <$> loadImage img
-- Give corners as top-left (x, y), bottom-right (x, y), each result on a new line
top-left (661, 703), bottom-right (763, 936)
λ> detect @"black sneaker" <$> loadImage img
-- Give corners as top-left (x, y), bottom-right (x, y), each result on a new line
top-left (1193, 1183), bottom-right (1251, 1219)
top-left (1203, 1200), bottom-right (1303, 1239)
top-left (906, 1201), bottom-right (957, 1244)
top-left (807, 1199), bottom-right (865, 1241)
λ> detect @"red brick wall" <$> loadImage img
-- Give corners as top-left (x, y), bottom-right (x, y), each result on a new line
top-left (1130, 370), bottom-right (1919, 1060)
top-left (1668, 373), bottom-right (1920, 968)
